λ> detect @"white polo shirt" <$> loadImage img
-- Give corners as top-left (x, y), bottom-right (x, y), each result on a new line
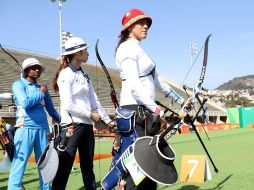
top-left (57, 64), bottom-right (111, 125)
top-left (116, 38), bottom-right (184, 112)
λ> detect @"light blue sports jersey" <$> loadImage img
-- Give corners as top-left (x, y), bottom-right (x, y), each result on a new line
top-left (12, 78), bottom-right (60, 129)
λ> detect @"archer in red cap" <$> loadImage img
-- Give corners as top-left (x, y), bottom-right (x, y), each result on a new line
top-left (113, 8), bottom-right (185, 190)
top-left (121, 8), bottom-right (152, 32)
top-left (115, 8), bottom-right (153, 50)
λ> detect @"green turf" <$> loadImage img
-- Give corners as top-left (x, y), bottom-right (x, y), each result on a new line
top-left (1, 128), bottom-right (254, 190)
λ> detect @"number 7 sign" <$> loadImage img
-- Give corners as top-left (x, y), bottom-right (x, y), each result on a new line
top-left (180, 155), bottom-right (212, 183)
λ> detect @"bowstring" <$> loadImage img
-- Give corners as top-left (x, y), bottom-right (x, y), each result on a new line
top-left (180, 42), bottom-right (205, 87)
top-left (178, 39), bottom-right (211, 141)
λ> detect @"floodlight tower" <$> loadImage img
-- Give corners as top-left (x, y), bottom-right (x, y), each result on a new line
top-left (51, 0), bottom-right (66, 55)
top-left (62, 31), bottom-right (73, 48)
top-left (190, 43), bottom-right (198, 90)
top-left (190, 42), bottom-right (198, 114)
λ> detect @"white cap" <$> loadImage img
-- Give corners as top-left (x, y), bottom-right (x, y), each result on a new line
top-left (62, 37), bottom-right (91, 55)
top-left (22, 58), bottom-right (45, 77)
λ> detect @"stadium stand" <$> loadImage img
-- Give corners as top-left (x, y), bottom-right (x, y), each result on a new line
top-left (0, 48), bottom-right (227, 125)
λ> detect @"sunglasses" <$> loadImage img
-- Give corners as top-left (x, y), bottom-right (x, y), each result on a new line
top-left (136, 19), bottom-right (150, 26)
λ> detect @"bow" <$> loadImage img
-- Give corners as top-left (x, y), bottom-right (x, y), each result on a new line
top-left (160, 34), bottom-right (218, 173)
top-left (195, 34), bottom-right (212, 92)
top-left (95, 39), bottom-right (119, 108)
top-left (0, 44), bottom-right (22, 78)
top-left (95, 40), bottom-right (120, 184)
top-left (187, 34), bottom-right (218, 173)
top-left (182, 34), bottom-right (212, 140)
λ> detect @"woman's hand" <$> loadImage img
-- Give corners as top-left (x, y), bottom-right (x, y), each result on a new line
top-left (108, 120), bottom-right (117, 132)
top-left (108, 120), bottom-right (116, 127)
top-left (67, 125), bottom-right (75, 135)
top-left (181, 100), bottom-right (192, 111)
top-left (90, 112), bottom-right (101, 123)
top-left (40, 84), bottom-right (48, 93)
top-left (157, 116), bottom-right (171, 134)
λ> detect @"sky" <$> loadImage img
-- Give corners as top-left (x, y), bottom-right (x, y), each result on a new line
top-left (0, 0), bottom-right (254, 90)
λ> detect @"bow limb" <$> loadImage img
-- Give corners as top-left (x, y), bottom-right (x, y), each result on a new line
top-left (0, 44), bottom-right (22, 78)
top-left (168, 34), bottom-right (218, 173)
top-left (95, 39), bottom-right (119, 108)
top-left (0, 44), bottom-right (21, 69)
top-left (195, 34), bottom-right (212, 92)
top-left (191, 34), bottom-right (218, 172)
top-left (95, 40), bottom-right (119, 179)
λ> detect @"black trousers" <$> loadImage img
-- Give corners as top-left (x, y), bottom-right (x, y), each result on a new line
top-left (52, 123), bottom-right (96, 190)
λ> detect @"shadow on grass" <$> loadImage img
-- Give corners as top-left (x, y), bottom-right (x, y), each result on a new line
top-left (0, 171), bottom-right (41, 190)
top-left (74, 181), bottom-right (102, 190)
top-left (1, 181), bottom-right (41, 190)
top-left (25, 166), bottom-right (37, 171)
top-left (0, 176), bottom-right (8, 183)
top-left (23, 177), bottom-right (40, 185)
top-left (96, 181), bottom-right (102, 189)
top-left (0, 173), bottom-right (8, 189)
top-left (173, 174), bottom-right (233, 190)
top-left (178, 185), bottom-right (201, 190)
top-left (206, 174), bottom-right (233, 190)
top-left (0, 186), bottom-right (7, 190)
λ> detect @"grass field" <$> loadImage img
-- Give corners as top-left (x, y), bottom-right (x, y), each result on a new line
top-left (1, 128), bottom-right (254, 190)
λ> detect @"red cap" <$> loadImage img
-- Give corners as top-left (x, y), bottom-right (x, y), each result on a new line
top-left (121, 8), bottom-right (152, 32)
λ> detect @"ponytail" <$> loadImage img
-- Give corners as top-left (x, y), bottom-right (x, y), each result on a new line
top-left (115, 30), bottom-right (129, 52)
top-left (52, 54), bottom-right (73, 92)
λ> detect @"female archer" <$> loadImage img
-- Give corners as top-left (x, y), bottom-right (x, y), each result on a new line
top-left (115, 8), bottom-right (186, 190)
top-left (52, 36), bottom-right (115, 190)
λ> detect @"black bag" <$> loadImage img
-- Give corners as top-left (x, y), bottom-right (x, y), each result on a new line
top-left (134, 106), bottom-right (161, 136)
top-left (119, 105), bottom-right (161, 136)
top-left (0, 125), bottom-right (15, 161)
top-left (143, 110), bottom-right (161, 136)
